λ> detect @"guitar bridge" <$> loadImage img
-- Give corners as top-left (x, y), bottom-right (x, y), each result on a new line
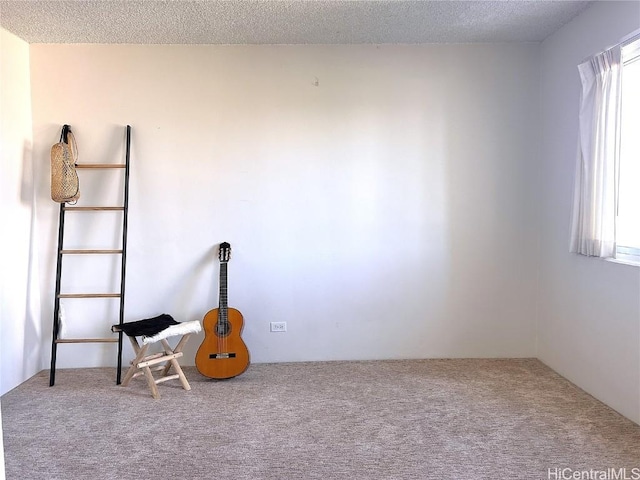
top-left (209, 353), bottom-right (237, 359)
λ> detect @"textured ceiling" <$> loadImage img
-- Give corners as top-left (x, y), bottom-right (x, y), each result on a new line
top-left (0, 0), bottom-right (593, 45)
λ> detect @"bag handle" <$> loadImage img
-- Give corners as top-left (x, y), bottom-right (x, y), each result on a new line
top-left (60, 124), bottom-right (70, 143)
top-left (59, 125), bottom-right (78, 165)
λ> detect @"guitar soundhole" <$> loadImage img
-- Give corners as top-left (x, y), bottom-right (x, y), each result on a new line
top-left (215, 321), bottom-right (231, 337)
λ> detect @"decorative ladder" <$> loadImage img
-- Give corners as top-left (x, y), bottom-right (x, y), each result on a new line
top-left (49, 125), bottom-right (132, 386)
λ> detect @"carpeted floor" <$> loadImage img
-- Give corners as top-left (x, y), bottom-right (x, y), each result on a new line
top-left (2, 359), bottom-right (639, 479)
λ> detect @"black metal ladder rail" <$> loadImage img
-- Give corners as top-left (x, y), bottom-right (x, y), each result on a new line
top-left (49, 125), bottom-right (132, 386)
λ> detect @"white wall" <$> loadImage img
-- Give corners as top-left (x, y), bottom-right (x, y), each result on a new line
top-left (0, 28), bottom-right (39, 396)
top-left (538, 1), bottom-right (640, 424)
top-left (28, 43), bottom-right (540, 371)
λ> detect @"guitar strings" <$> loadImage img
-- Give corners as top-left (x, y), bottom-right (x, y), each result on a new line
top-left (218, 260), bottom-right (224, 359)
top-left (222, 261), bottom-right (226, 359)
top-left (221, 259), bottom-right (228, 361)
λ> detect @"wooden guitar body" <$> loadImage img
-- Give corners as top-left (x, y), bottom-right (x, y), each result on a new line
top-left (195, 307), bottom-right (250, 379)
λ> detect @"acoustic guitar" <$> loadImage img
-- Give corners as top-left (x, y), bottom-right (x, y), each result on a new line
top-left (195, 242), bottom-right (250, 379)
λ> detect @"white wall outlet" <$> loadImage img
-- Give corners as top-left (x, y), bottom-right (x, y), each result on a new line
top-left (270, 322), bottom-right (287, 332)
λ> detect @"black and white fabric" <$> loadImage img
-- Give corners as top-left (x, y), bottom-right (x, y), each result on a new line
top-left (112, 314), bottom-right (201, 345)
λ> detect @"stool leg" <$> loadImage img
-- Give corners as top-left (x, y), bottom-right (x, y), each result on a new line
top-left (122, 340), bottom-right (160, 399)
top-left (160, 338), bottom-right (191, 391)
top-left (159, 334), bottom-right (192, 376)
top-left (121, 337), bottom-right (146, 387)
top-left (171, 357), bottom-right (191, 391)
top-left (159, 339), bottom-right (175, 377)
top-left (173, 333), bottom-right (192, 354)
top-left (142, 365), bottom-right (160, 399)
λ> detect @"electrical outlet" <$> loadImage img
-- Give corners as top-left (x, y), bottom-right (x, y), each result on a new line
top-left (270, 321), bottom-right (287, 332)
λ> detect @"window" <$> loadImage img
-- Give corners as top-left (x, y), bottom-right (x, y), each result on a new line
top-left (616, 38), bottom-right (640, 264)
top-left (570, 32), bottom-right (640, 264)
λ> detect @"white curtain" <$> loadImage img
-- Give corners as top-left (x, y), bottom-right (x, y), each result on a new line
top-left (570, 45), bottom-right (622, 257)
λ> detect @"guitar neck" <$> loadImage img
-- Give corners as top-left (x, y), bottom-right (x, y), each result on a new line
top-left (219, 262), bottom-right (228, 321)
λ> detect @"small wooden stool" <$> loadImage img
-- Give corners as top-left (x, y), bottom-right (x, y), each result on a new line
top-left (112, 315), bottom-right (201, 399)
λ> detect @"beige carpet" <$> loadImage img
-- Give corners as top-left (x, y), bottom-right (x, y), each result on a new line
top-left (2, 359), bottom-right (639, 479)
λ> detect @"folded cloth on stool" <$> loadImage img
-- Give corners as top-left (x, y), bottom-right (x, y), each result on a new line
top-left (112, 314), bottom-right (178, 337)
top-left (140, 320), bottom-right (201, 345)
top-left (112, 314), bottom-right (202, 344)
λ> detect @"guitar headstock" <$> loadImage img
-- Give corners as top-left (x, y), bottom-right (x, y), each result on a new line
top-left (218, 242), bottom-right (231, 263)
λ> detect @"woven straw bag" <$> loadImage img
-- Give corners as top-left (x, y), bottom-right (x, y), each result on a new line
top-left (51, 125), bottom-right (80, 203)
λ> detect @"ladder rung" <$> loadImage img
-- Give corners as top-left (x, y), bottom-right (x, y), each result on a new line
top-left (60, 249), bottom-right (123, 254)
top-left (64, 206), bottom-right (124, 211)
top-left (75, 164), bottom-right (126, 169)
top-left (58, 293), bottom-right (121, 298)
top-left (56, 338), bottom-right (119, 344)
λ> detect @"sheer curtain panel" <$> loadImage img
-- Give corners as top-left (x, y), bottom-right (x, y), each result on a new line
top-left (570, 46), bottom-right (622, 258)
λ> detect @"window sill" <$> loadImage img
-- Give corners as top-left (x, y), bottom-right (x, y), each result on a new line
top-left (605, 256), bottom-right (640, 267)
